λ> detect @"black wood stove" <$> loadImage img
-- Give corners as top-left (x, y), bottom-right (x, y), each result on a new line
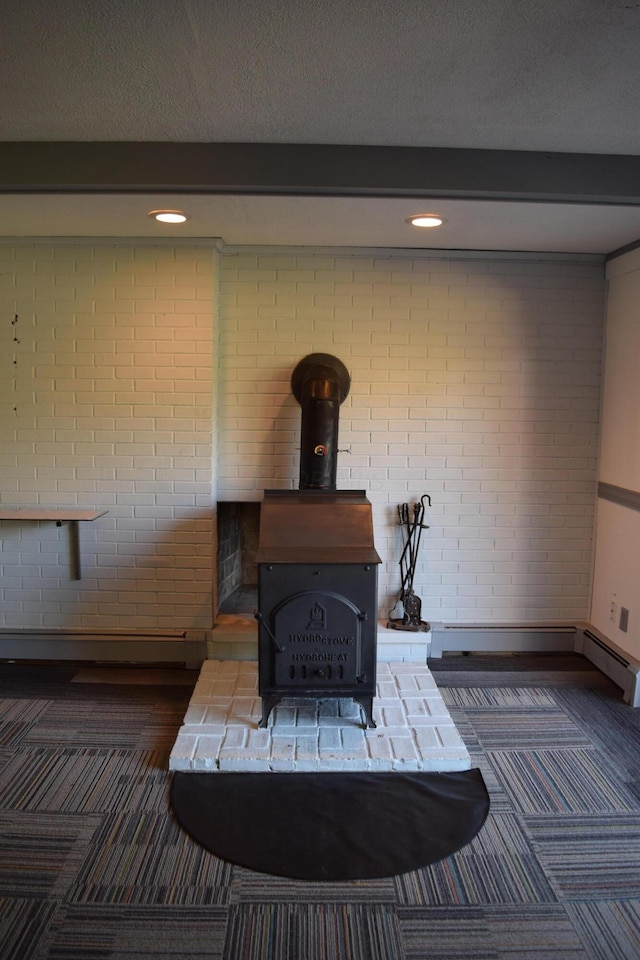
top-left (255, 354), bottom-right (381, 729)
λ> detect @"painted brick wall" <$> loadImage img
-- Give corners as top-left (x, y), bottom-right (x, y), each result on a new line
top-left (218, 248), bottom-right (604, 624)
top-left (0, 243), bottom-right (216, 631)
top-left (0, 242), bottom-right (605, 634)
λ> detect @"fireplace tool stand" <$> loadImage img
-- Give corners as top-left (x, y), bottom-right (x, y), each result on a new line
top-left (387, 494), bottom-right (431, 632)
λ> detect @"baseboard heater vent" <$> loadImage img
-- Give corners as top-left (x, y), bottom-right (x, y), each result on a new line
top-left (0, 628), bottom-right (208, 669)
top-left (581, 628), bottom-right (640, 707)
top-left (429, 623), bottom-right (578, 659)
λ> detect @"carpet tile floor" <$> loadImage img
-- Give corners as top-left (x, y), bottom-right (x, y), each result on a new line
top-left (1, 654), bottom-right (640, 958)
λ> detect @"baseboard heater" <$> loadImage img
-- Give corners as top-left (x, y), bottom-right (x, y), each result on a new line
top-left (428, 621), bottom-right (640, 708)
top-left (580, 628), bottom-right (640, 708)
top-left (0, 628), bottom-right (208, 669)
top-left (429, 623), bottom-right (578, 659)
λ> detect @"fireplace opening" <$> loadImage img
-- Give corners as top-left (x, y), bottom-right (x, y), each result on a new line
top-left (217, 502), bottom-right (260, 613)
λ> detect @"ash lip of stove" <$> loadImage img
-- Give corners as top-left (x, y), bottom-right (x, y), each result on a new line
top-left (255, 354), bottom-right (381, 730)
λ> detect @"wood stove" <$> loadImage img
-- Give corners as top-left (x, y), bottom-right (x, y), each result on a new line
top-left (255, 354), bottom-right (381, 729)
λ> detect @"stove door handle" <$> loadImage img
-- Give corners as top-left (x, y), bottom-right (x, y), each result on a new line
top-left (254, 611), bottom-right (285, 652)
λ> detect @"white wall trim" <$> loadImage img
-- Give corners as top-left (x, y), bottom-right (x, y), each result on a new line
top-left (222, 244), bottom-right (604, 262)
top-left (0, 629), bottom-right (208, 669)
top-left (429, 622), bottom-right (579, 658)
top-left (579, 625), bottom-right (640, 707)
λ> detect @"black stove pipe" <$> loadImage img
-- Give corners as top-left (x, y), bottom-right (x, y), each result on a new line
top-left (291, 353), bottom-right (351, 490)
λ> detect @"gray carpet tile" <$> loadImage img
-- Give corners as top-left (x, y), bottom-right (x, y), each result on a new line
top-left (0, 811), bottom-right (102, 900)
top-left (0, 898), bottom-right (58, 960)
top-left (0, 699), bottom-right (51, 748)
top-left (442, 686), bottom-right (559, 708)
top-left (458, 705), bottom-right (594, 750)
top-left (2, 654), bottom-right (640, 959)
top-left (229, 866), bottom-right (398, 903)
top-left (565, 900), bottom-right (640, 960)
top-left (396, 906), bottom-right (493, 960)
top-left (39, 905), bottom-right (228, 960)
top-left (0, 747), bottom-right (172, 813)
top-left (489, 748), bottom-right (639, 815)
top-left (68, 810), bottom-right (234, 907)
top-left (523, 814), bottom-right (640, 901)
top-left (20, 700), bottom-right (172, 750)
top-left (397, 905), bottom-right (588, 959)
top-left (553, 686), bottom-right (640, 784)
top-left (223, 902), bottom-right (404, 960)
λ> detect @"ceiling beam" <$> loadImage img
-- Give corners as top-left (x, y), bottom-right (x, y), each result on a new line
top-left (2, 142), bottom-right (640, 206)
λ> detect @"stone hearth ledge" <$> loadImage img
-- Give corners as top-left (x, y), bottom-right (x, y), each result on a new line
top-left (169, 660), bottom-right (470, 773)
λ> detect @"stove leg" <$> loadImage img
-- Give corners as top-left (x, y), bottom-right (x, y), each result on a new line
top-left (355, 696), bottom-right (377, 729)
top-left (259, 696), bottom-right (280, 729)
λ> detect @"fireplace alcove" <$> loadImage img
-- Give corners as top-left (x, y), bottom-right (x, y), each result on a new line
top-left (216, 501), bottom-right (260, 614)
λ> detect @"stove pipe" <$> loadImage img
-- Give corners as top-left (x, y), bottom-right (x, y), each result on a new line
top-left (291, 353), bottom-right (351, 490)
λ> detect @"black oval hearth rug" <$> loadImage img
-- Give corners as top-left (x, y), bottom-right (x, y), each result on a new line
top-left (170, 769), bottom-right (490, 881)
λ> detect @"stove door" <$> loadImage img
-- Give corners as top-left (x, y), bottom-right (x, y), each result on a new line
top-left (271, 590), bottom-right (363, 687)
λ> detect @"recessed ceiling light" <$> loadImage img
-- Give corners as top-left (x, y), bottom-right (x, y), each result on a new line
top-left (407, 214), bottom-right (445, 228)
top-left (148, 209), bottom-right (191, 224)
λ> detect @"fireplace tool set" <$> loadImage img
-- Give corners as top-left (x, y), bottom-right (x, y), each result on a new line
top-left (387, 494), bottom-right (431, 632)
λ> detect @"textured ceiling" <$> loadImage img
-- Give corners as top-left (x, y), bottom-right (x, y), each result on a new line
top-left (4, 0), bottom-right (640, 152)
top-left (3, 0), bottom-right (640, 252)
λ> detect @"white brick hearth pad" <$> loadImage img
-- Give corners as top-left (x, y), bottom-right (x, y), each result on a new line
top-left (169, 660), bottom-right (470, 773)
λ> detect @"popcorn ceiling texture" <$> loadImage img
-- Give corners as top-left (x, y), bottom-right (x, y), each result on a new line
top-left (0, 243), bottom-right (604, 634)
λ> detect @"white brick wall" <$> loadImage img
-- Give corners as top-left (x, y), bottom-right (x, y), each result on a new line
top-left (0, 242), bottom-right (605, 635)
top-left (218, 248), bottom-right (604, 624)
top-left (0, 243), bottom-right (216, 631)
